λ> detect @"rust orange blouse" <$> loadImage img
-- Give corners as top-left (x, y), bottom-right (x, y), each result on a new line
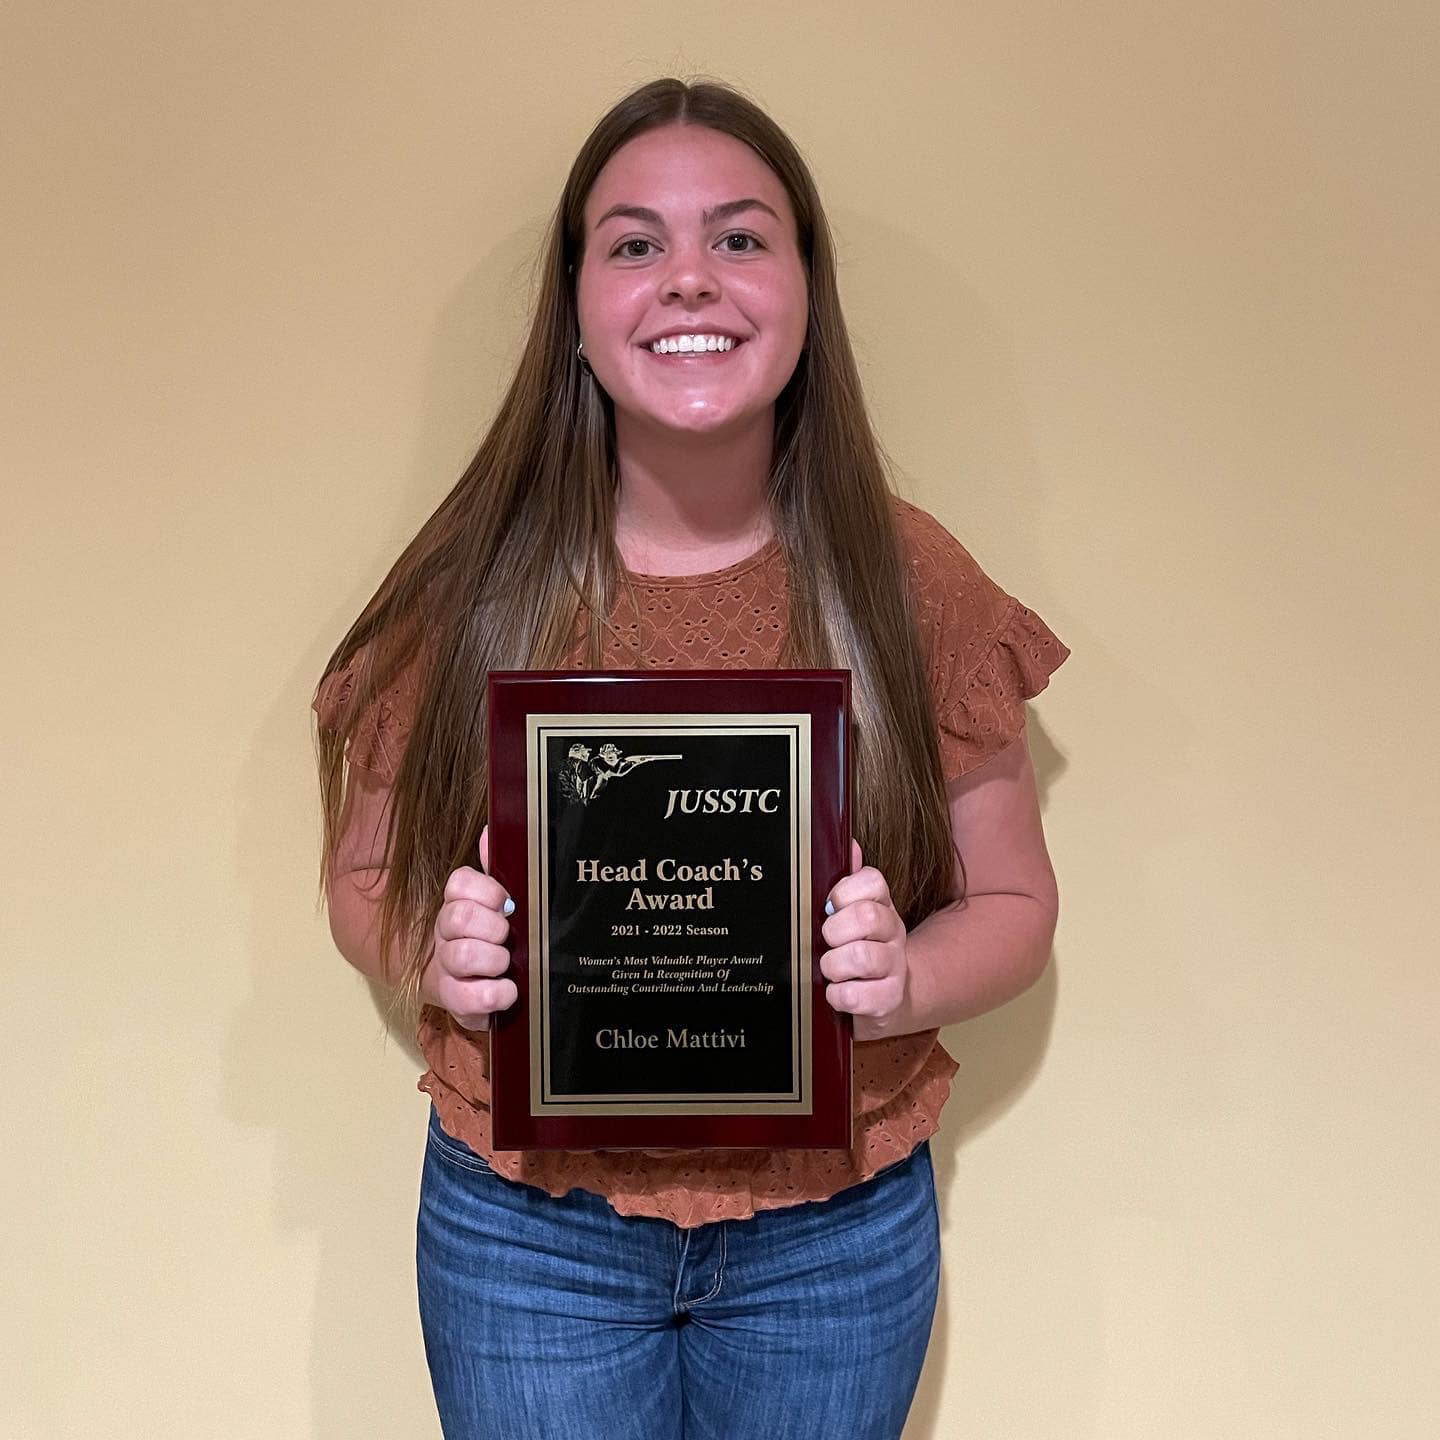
top-left (314, 499), bottom-right (1068, 1227)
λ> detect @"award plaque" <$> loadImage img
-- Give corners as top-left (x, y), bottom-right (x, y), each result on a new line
top-left (487, 670), bottom-right (852, 1151)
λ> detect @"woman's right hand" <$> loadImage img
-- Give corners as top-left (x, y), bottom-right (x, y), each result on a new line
top-left (424, 825), bottom-right (517, 1031)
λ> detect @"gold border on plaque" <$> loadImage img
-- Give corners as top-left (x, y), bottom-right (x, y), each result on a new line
top-left (524, 712), bottom-right (813, 1118)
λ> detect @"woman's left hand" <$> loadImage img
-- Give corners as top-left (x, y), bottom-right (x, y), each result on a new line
top-left (821, 840), bottom-right (910, 1041)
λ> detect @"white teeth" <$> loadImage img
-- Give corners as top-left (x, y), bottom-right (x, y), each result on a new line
top-left (649, 334), bottom-right (736, 354)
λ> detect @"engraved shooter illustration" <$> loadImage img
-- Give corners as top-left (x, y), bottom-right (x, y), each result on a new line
top-left (560, 742), bottom-right (683, 805)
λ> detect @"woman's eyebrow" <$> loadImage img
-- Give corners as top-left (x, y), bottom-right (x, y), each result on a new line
top-left (593, 198), bottom-right (782, 230)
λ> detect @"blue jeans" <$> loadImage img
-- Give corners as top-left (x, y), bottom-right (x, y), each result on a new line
top-left (417, 1104), bottom-right (940, 1439)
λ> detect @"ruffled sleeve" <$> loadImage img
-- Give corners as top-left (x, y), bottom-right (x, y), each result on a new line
top-left (894, 498), bottom-right (1069, 779)
top-left (311, 643), bottom-right (424, 785)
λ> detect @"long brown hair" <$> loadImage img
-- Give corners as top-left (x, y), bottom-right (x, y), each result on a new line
top-left (314, 77), bottom-right (959, 1028)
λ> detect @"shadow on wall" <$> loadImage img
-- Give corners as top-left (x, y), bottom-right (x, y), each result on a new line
top-left (907, 711), bottom-right (1064, 1440)
top-left (225, 651), bottom-right (443, 1438)
top-left (217, 216), bottom-right (561, 1440)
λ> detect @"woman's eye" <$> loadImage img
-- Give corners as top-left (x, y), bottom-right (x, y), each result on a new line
top-left (721, 232), bottom-right (763, 253)
top-left (613, 238), bottom-right (654, 259)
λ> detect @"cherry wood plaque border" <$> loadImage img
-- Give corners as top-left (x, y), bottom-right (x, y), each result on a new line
top-left (487, 669), bottom-right (852, 1151)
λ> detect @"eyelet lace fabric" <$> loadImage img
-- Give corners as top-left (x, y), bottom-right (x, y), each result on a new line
top-left (314, 499), bottom-right (1068, 1227)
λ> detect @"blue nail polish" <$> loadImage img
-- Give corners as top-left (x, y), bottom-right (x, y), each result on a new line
top-left (824, 899), bottom-right (835, 916)
top-left (503, 898), bottom-right (515, 916)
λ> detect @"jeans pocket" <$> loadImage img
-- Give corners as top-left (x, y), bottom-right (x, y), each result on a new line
top-left (426, 1109), bottom-right (497, 1177)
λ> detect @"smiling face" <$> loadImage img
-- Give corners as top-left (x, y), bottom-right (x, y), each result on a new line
top-left (575, 124), bottom-right (809, 443)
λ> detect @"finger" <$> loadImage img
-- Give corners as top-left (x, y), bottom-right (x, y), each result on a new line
top-left (474, 828), bottom-right (516, 915)
top-left (443, 976), bottom-right (519, 1027)
top-left (443, 867), bottom-right (511, 911)
top-left (437, 937), bottom-right (510, 980)
top-left (823, 840), bottom-right (867, 919)
top-left (435, 898), bottom-right (511, 945)
top-left (821, 900), bottom-right (900, 949)
top-left (826, 866), bottom-right (893, 915)
top-left (819, 940), bottom-right (892, 984)
top-left (825, 975), bottom-right (903, 1018)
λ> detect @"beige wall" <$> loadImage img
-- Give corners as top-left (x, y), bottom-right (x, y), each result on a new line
top-left (5, 3), bottom-right (1436, 1436)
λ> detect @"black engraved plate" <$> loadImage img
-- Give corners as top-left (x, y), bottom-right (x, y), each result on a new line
top-left (488, 672), bottom-right (851, 1151)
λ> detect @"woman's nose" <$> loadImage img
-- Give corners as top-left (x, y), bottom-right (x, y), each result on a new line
top-left (660, 241), bottom-right (719, 304)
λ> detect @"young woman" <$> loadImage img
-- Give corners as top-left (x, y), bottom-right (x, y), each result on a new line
top-left (314, 77), bottom-right (1067, 1440)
